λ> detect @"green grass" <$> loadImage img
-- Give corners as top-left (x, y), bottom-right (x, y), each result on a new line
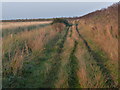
top-left (68, 41), bottom-right (80, 88)
top-left (69, 27), bottom-right (72, 37)
top-left (39, 27), bottom-right (69, 88)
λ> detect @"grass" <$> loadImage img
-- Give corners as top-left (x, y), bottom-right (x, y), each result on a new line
top-left (71, 25), bottom-right (106, 88)
top-left (2, 4), bottom-right (118, 88)
top-left (71, 23), bottom-right (118, 88)
top-left (78, 30), bottom-right (117, 87)
top-left (87, 39), bottom-right (118, 87)
top-left (68, 40), bottom-right (80, 88)
top-left (69, 27), bottom-right (72, 37)
top-left (54, 27), bottom-right (75, 88)
top-left (2, 23), bottom-right (50, 37)
top-left (40, 26), bottom-right (69, 88)
top-left (2, 23), bottom-right (67, 88)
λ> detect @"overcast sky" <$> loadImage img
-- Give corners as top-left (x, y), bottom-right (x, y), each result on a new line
top-left (2, 2), bottom-right (115, 20)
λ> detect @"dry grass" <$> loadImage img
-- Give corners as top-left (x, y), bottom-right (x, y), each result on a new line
top-left (71, 24), bottom-right (104, 88)
top-left (78, 21), bottom-right (118, 61)
top-left (77, 4), bottom-right (118, 61)
top-left (74, 5), bottom-right (118, 86)
top-left (2, 21), bottom-right (52, 30)
top-left (2, 3), bottom-right (118, 88)
top-left (2, 23), bottom-right (65, 76)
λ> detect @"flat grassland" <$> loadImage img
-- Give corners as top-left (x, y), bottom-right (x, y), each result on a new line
top-left (2, 4), bottom-right (118, 88)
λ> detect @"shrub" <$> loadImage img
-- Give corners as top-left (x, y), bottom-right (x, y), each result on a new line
top-left (52, 18), bottom-right (72, 26)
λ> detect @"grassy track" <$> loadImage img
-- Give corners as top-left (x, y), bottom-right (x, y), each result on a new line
top-left (41, 26), bottom-right (70, 88)
top-left (2, 22), bottom-right (118, 88)
top-left (68, 40), bottom-right (80, 88)
top-left (75, 23), bottom-right (116, 88)
top-left (54, 26), bottom-right (74, 88)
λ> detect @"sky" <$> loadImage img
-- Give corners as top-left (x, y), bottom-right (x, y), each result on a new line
top-left (2, 2), bottom-right (115, 20)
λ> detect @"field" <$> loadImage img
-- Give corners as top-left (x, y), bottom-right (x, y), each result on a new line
top-left (2, 3), bottom-right (118, 88)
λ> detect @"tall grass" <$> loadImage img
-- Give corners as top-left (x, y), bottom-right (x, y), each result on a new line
top-left (2, 23), bottom-right (65, 88)
top-left (2, 23), bottom-right (50, 37)
top-left (2, 21), bottom-right (51, 30)
top-left (77, 3), bottom-right (118, 61)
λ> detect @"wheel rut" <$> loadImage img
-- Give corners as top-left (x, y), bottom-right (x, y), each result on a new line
top-left (75, 24), bottom-right (116, 87)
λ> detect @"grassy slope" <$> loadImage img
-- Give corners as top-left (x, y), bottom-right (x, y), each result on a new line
top-left (77, 3), bottom-right (118, 61)
top-left (72, 3), bottom-right (118, 87)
